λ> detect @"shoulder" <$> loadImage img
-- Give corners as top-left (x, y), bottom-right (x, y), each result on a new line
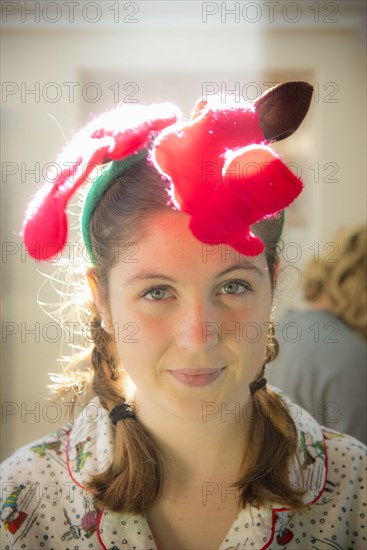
top-left (271, 393), bottom-right (367, 547)
top-left (0, 424), bottom-right (74, 546)
top-left (321, 425), bottom-right (367, 475)
top-left (307, 428), bottom-right (367, 544)
top-left (273, 387), bottom-right (366, 477)
top-left (274, 309), bottom-right (366, 376)
top-left (1, 422), bottom-right (72, 477)
top-left (0, 409), bottom-right (105, 548)
top-left (277, 308), bottom-right (364, 344)
top-left (0, 423), bottom-right (73, 506)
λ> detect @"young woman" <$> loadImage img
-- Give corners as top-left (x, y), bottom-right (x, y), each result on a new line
top-left (1, 83), bottom-right (366, 549)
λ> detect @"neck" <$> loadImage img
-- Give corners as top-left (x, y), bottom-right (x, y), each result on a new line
top-left (134, 393), bottom-right (251, 499)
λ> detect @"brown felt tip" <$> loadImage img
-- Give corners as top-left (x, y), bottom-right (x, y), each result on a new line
top-left (255, 81), bottom-right (314, 142)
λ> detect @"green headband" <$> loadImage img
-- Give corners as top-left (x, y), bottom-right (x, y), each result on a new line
top-left (81, 149), bottom-right (148, 263)
top-left (81, 148), bottom-right (286, 263)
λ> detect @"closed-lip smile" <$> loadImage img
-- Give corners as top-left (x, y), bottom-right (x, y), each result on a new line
top-left (168, 367), bottom-right (225, 387)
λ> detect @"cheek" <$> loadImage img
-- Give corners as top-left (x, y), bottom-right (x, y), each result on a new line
top-left (111, 311), bottom-right (166, 379)
top-left (228, 294), bottom-right (272, 358)
top-left (115, 311), bottom-right (171, 348)
top-left (226, 293), bottom-right (272, 334)
top-left (113, 338), bottom-right (149, 390)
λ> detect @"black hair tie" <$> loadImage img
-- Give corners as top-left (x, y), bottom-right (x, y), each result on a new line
top-left (109, 403), bottom-right (136, 425)
top-left (249, 377), bottom-right (267, 396)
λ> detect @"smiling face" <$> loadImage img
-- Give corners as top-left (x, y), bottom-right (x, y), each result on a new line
top-left (92, 209), bottom-right (273, 420)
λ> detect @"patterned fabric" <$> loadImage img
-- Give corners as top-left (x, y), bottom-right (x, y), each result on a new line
top-left (1, 391), bottom-right (366, 549)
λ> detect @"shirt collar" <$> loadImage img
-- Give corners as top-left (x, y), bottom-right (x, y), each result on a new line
top-left (67, 391), bottom-right (327, 548)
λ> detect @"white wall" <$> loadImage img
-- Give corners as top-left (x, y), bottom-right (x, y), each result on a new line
top-left (1, 1), bottom-right (366, 460)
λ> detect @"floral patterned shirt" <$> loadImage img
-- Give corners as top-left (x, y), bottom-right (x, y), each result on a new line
top-left (1, 392), bottom-right (366, 549)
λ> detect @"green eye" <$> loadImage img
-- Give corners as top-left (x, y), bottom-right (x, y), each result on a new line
top-left (141, 287), bottom-right (169, 301)
top-left (220, 280), bottom-right (251, 295)
top-left (150, 289), bottom-right (167, 300)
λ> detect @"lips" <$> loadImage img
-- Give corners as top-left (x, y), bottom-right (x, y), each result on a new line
top-left (168, 367), bottom-right (225, 387)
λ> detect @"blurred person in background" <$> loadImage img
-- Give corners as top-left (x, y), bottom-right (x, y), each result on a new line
top-left (268, 224), bottom-right (367, 443)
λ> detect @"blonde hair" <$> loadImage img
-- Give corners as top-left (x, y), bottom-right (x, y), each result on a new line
top-left (304, 224), bottom-right (367, 340)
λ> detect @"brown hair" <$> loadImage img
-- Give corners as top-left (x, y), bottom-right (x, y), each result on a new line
top-left (57, 159), bottom-right (306, 513)
top-left (303, 224), bottom-right (367, 340)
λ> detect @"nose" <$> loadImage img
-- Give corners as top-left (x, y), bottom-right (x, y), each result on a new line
top-left (175, 299), bottom-right (220, 354)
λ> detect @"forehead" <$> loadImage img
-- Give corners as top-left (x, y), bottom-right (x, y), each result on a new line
top-left (111, 209), bottom-right (268, 278)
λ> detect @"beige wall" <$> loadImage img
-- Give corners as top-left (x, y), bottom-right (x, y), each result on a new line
top-left (1, 1), bottom-right (366, 460)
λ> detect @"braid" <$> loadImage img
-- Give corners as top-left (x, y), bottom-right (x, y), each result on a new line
top-left (89, 315), bottom-right (120, 383)
top-left (236, 321), bottom-right (306, 510)
top-left (86, 310), bottom-right (165, 513)
top-left (263, 320), bottom-right (279, 365)
top-left (236, 387), bottom-right (305, 510)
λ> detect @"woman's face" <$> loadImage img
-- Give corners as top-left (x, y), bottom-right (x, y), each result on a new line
top-left (100, 210), bottom-right (273, 420)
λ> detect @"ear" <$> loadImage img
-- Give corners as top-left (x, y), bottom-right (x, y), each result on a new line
top-left (86, 268), bottom-right (109, 320)
top-left (255, 82), bottom-right (313, 142)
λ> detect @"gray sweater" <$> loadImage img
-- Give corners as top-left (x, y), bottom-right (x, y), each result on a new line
top-left (267, 308), bottom-right (367, 444)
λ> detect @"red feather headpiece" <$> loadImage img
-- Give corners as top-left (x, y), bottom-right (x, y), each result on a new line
top-left (22, 82), bottom-right (313, 261)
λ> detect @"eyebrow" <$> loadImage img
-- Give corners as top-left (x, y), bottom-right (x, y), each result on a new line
top-left (125, 260), bottom-right (264, 285)
top-left (218, 260), bottom-right (264, 279)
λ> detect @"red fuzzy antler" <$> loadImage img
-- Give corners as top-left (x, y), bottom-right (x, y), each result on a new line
top-left (23, 103), bottom-right (180, 261)
top-left (23, 90), bottom-right (309, 261)
top-left (152, 97), bottom-right (302, 255)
